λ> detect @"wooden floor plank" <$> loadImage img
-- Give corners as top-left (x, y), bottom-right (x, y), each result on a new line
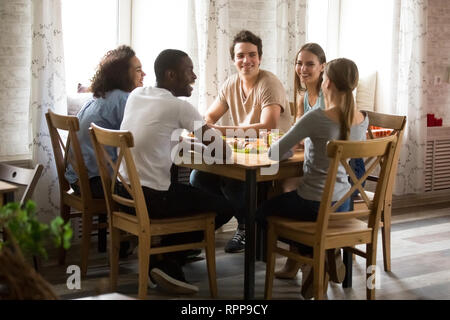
top-left (38, 203), bottom-right (450, 300)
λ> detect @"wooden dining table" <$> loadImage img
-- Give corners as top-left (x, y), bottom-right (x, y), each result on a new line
top-left (0, 180), bottom-right (17, 207)
top-left (179, 149), bottom-right (304, 299)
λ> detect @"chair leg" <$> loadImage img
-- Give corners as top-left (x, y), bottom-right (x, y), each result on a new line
top-left (97, 213), bottom-right (107, 253)
top-left (58, 204), bottom-right (71, 265)
top-left (109, 227), bottom-right (121, 292)
top-left (80, 211), bottom-right (93, 276)
top-left (366, 243), bottom-right (377, 300)
top-left (33, 255), bottom-right (41, 272)
top-left (138, 235), bottom-right (150, 300)
top-left (381, 205), bottom-right (392, 272)
top-left (264, 224), bottom-right (277, 299)
top-left (205, 220), bottom-right (217, 298)
top-left (313, 248), bottom-right (326, 300)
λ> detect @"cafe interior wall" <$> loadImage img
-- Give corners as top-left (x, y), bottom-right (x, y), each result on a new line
top-left (228, 0), bottom-right (279, 85)
top-left (1, 0), bottom-right (450, 201)
top-left (426, 0), bottom-right (450, 127)
top-left (228, 0), bottom-right (450, 128)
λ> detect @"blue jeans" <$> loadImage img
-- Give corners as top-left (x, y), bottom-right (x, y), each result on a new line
top-left (190, 170), bottom-right (246, 226)
top-left (349, 158), bottom-right (366, 205)
top-left (256, 191), bottom-right (351, 255)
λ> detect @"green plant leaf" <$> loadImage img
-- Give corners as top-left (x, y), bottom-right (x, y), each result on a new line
top-left (0, 200), bottom-right (73, 260)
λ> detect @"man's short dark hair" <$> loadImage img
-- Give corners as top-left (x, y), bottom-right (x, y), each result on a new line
top-left (229, 30), bottom-right (263, 60)
top-left (154, 49), bottom-right (188, 85)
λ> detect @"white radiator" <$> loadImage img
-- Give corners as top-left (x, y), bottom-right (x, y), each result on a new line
top-left (425, 126), bottom-right (450, 192)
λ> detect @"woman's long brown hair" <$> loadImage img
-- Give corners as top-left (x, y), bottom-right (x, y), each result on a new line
top-left (324, 58), bottom-right (359, 140)
top-left (293, 43), bottom-right (326, 118)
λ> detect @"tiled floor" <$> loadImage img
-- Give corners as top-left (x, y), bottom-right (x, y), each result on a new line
top-left (40, 202), bottom-right (450, 300)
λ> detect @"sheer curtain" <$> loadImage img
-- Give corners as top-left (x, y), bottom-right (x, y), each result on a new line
top-left (391, 0), bottom-right (428, 195)
top-left (306, 0), bottom-right (428, 195)
top-left (30, 0), bottom-right (67, 222)
top-left (187, 0), bottom-right (307, 118)
top-left (0, 0), bottom-right (32, 161)
top-left (275, 0), bottom-right (307, 99)
top-left (187, 0), bottom-right (233, 121)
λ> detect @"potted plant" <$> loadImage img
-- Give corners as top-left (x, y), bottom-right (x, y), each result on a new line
top-left (0, 201), bottom-right (72, 299)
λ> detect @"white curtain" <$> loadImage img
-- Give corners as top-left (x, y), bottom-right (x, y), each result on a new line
top-left (188, 0), bottom-right (307, 117)
top-left (275, 0), bottom-right (307, 100)
top-left (391, 0), bottom-right (428, 195)
top-left (0, 0), bottom-right (32, 161)
top-left (30, 0), bottom-right (66, 222)
top-left (187, 0), bottom-right (233, 122)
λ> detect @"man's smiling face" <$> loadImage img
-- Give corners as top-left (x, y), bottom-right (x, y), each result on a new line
top-left (233, 42), bottom-right (261, 79)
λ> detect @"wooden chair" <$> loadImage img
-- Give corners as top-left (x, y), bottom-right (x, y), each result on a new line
top-left (0, 163), bottom-right (43, 207)
top-left (353, 111), bottom-right (406, 272)
top-left (0, 163), bottom-right (44, 270)
top-left (264, 135), bottom-right (398, 300)
top-left (45, 110), bottom-right (108, 276)
top-left (89, 123), bottom-right (217, 300)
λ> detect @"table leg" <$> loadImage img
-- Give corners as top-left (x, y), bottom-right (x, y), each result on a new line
top-left (244, 169), bottom-right (257, 300)
top-left (1, 191), bottom-right (15, 207)
top-left (98, 214), bottom-right (107, 252)
top-left (343, 197), bottom-right (354, 288)
top-left (256, 182), bottom-right (269, 262)
top-left (4, 192), bottom-right (14, 204)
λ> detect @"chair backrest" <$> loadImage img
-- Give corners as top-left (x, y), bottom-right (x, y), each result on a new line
top-left (0, 163), bottom-right (43, 206)
top-left (89, 123), bottom-right (150, 232)
top-left (364, 111), bottom-right (406, 197)
top-left (315, 135), bottom-right (398, 240)
top-left (45, 110), bottom-right (94, 202)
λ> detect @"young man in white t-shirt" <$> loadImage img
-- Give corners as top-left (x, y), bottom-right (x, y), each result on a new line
top-left (119, 49), bottom-right (234, 295)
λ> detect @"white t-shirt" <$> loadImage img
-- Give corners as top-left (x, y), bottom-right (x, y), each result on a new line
top-left (119, 86), bottom-right (204, 191)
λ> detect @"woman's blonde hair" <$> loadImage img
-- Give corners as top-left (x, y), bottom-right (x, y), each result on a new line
top-left (324, 58), bottom-right (359, 140)
top-left (293, 43), bottom-right (326, 118)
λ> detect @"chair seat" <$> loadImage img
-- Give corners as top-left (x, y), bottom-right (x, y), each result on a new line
top-left (62, 192), bottom-right (107, 213)
top-left (112, 211), bottom-right (216, 237)
top-left (113, 211), bottom-right (215, 225)
top-left (268, 216), bottom-right (373, 249)
top-left (151, 212), bottom-right (216, 225)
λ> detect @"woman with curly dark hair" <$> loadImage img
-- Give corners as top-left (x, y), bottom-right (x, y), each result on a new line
top-left (90, 45), bottom-right (145, 98)
top-left (65, 45), bottom-right (145, 258)
top-left (66, 45), bottom-right (145, 194)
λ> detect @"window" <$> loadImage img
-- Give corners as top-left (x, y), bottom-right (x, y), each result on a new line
top-left (61, 0), bottom-right (188, 92)
top-left (130, 0), bottom-right (188, 87)
top-left (307, 0), bottom-right (395, 113)
top-left (61, 0), bottom-right (118, 94)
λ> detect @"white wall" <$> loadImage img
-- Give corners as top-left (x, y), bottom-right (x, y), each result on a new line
top-left (427, 0), bottom-right (450, 126)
